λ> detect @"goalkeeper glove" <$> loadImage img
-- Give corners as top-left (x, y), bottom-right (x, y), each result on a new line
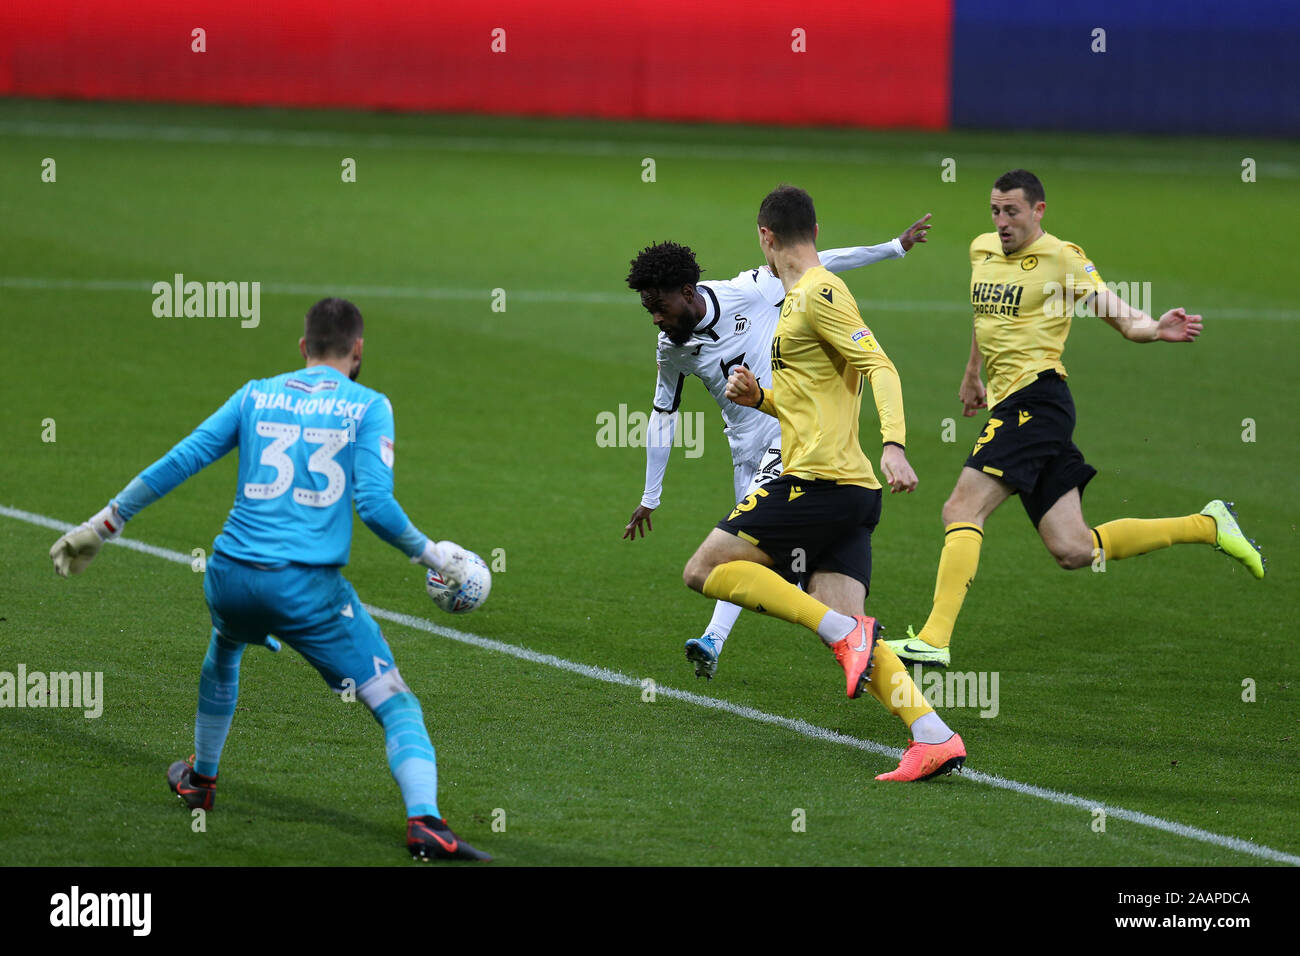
top-left (50, 504), bottom-right (126, 577)
top-left (412, 539), bottom-right (470, 590)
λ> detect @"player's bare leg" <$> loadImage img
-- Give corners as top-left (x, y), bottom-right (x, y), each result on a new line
top-left (683, 528), bottom-right (776, 587)
top-left (1040, 487), bottom-right (1263, 577)
top-left (1077, 495), bottom-right (1263, 579)
top-left (802, 569), bottom-right (881, 695)
top-left (807, 570), bottom-right (965, 780)
top-left (685, 531), bottom-right (878, 697)
top-left (808, 570), bottom-right (890, 700)
top-left (943, 467), bottom-right (1015, 526)
top-left (888, 467), bottom-right (1012, 667)
top-left (684, 519), bottom-right (754, 679)
top-left (684, 460), bottom-right (778, 680)
top-left (804, 570), bottom-right (864, 616)
top-left (807, 570), bottom-right (959, 738)
top-left (1036, 488), bottom-right (1096, 569)
top-left (686, 539), bottom-right (965, 778)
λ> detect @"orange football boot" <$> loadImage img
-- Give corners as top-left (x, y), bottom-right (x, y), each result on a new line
top-left (876, 733), bottom-right (967, 782)
top-left (831, 615), bottom-right (879, 699)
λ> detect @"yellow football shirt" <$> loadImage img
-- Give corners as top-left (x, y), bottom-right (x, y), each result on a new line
top-left (969, 231), bottom-right (1107, 408)
top-left (756, 266), bottom-right (905, 490)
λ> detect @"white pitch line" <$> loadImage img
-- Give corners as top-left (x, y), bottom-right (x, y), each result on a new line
top-left (6, 501), bottom-right (1296, 866)
top-left (1, 118), bottom-right (1296, 179)
top-left (2, 276), bottom-right (1295, 322)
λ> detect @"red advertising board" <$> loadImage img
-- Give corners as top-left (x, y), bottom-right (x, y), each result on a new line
top-left (0, 1), bottom-right (951, 128)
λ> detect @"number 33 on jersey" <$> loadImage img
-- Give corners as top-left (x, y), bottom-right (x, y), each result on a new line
top-left (200, 365), bottom-right (405, 567)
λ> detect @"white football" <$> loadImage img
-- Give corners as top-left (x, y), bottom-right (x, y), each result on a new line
top-left (425, 551), bottom-right (492, 613)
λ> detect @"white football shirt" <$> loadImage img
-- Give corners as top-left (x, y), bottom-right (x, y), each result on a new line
top-left (651, 242), bottom-right (904, 464)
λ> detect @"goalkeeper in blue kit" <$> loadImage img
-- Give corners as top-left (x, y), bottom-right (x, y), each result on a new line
top-left (48, 298), bottom-right (490, 862)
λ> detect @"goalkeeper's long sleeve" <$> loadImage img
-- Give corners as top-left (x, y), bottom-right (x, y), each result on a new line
top-left (112, 384), bottom-right (246, 519)
top-left (353, 393), bottom-right (428, 559)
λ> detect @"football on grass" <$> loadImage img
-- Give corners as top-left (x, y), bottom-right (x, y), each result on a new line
top-left (426, 551), bottom-right (492, 613)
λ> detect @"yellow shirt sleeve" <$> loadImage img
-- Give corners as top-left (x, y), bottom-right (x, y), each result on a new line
top-left (1063, 243), bottom-right (1106, 300)
top-left (755, 386), bottom-right (778, 418)
top-left (805, 284), bottom-right (906, 447)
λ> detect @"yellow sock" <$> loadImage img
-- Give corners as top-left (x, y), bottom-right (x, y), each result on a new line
top-left (1093, 515), bottom-right (1216, 560)
top-left (864, 641), bottom-right (934, 726)
top-left (702, 561), bottom-right (829, 632)
top-left (917, 523), bottom-right (983, 649)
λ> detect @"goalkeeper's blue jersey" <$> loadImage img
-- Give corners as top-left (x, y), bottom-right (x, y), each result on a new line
top-left (117, 365), bottom-right (422, 568)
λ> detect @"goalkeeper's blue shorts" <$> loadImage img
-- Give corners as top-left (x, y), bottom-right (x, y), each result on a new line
top-left (203, 550), bottom-right (396, 692)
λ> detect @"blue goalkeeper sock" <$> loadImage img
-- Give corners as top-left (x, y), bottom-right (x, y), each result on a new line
top-left (373, 692), bottom-right (440, 819)
top-left (193, 630), bottom-right (245, 778)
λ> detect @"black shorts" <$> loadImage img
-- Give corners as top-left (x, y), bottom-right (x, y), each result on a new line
top-left (716, 474), bottom-right (883, 593)
top-left (965, 371), bottom-right (1096, 526)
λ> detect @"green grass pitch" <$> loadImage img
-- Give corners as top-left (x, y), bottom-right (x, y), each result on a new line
top-left (1, 99), bottom-right (1297, 866)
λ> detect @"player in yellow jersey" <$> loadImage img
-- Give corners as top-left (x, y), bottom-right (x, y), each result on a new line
top-left (884, 169), bottom-right (1265, 669)
top-left (682, 185), bottom-right (966, 782)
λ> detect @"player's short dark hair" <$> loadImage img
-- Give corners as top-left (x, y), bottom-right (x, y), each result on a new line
top-left (993, 169), bottom-right (1045, 207)
top-left (757, 184), bottom-right (817, 244)
top-left (304, 297), bottom-right (364, 358)
top-left (626, 241), bottom-right (702, 292)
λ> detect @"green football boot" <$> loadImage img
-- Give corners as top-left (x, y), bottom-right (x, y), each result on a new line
top-left (1201, 500), bottom-right (1265, 579)
top-left (883, 625), bottom-right (951, 668)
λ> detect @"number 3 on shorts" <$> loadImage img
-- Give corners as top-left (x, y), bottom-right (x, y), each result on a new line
top-left (728, 487), bottom-right (769, 521)
top-left (971, 417), bottom-right (1004, 456)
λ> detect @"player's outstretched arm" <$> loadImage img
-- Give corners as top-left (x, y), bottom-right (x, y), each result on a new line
top-left (959, 328), bottom-right (987, 417)
top-left (816, 215), bottom-right (931, 275)
top-left (356, 469), bottom-right (472, 589)
top-left (815, 214), bottom-right (932, 276)
top-left (352, 399), bottom-right (474, 588)
top-left (1092, 287), bottom-right (1203, 343)
top-left (624, 354), bottom-right (689, 540)
top-left (49, 387), bottom-right (245, 576)
top-left (625, 409), bottom-right (676, 539)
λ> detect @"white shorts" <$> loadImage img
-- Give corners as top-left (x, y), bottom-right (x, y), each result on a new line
top-left (732, 442), bottom-right (783, 502)
top-left (728, 417), bottom-right (783, 500)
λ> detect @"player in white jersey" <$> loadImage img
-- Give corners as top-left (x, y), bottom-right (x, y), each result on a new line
top-left (623, 215), bottom-right (932, 678)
